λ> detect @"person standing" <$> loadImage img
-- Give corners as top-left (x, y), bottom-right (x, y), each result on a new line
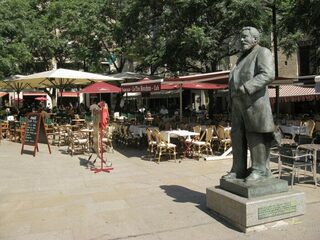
top-left (222, 26), bottom-right (275, 182)
top-left (159, 105), bottom-right (169, 116)
top-left (89, 100), bottom-right (100, 116)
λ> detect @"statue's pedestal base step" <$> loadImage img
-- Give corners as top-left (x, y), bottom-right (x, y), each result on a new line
top-left (206, 186), bottom-right (305, 232)
top-left (220, 177), bottom-right (289, 198)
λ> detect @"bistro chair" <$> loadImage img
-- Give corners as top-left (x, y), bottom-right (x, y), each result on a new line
top-left (302, 119), bottom-right (315, 137)
top-left (192, 126), bottom-right (214, 159)
top-left (102, 126), bottom-right (114, 153)
top-left (8, 121), bottom-right (19, 142)
top-left (277, 145), bottom-right (317, 188)
top-left (121, 125), bottom-right (141, 147)
top-left (216, 125), bottom-right (232, 153)
top-left (67, 128), bottom-right (89, 156)
top-left (146, 128), bottom-right (157, 159)
top-left (154, 130), bottom-right (176, 163)
top-left (111, 123), bottom-right (122, 145)
top-left (192, 125), bottom-right (202, 141)
top-left (15, 122), bottom-right (26, 143)
top-left (0, 121), bottom-right (8, 140)
top-left (51, 125), bottom-right (69, 146)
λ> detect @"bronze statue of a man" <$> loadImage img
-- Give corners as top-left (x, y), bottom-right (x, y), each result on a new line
top-left (223, 26), bottom-right (275, 182)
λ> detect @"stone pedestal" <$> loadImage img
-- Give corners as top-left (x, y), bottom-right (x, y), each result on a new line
top-left (220, 177), bottom-right (289, 198)
top-left (206, 186), bottom-right (305, 232)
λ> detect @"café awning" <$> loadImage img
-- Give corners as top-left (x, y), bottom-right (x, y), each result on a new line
top-left (121, 78), bottom-right (163, 92)
top-left (180, 83), bottom-right (228, 90)
top-left (60, 92), bottom-right (79, 97)
top-left (23, 92), bottom-right (47, 96)
top-left (164, 71), bottom-right (230, 84)
top-left (79, 82), bottom-right (121, 93)
top-left (0, 92), bottom-right (8, 97)
top-left (269, 85), bottom-right (320, 103)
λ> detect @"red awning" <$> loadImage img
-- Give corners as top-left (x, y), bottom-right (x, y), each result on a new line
top-left (269, 85), bottom-right (320, 103)
top-left (0, 92), bottom-right (8, 97)
top-left (121, 78), bottom-right (162, 92)
top-left (161, 84), bottom-right (178, 90)
top-left (181, 83), bottom-right (228, 90)
top-left (165, 71), bottom-right (230, 84)
top-left (60, 92), bottom-right (79, 97)
top-left (161, 83), bottom-right (227, 90)
top-left (23, 92), bottom-right (46, 96)
top-left (80, 82), bottom-right (121, 93)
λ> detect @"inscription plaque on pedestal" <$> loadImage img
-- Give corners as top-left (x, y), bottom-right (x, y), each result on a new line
top-left (258, 201), bottom-right (297, 220)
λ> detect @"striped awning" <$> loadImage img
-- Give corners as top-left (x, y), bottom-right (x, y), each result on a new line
top-left (269, 85), bottom-right (320, 103)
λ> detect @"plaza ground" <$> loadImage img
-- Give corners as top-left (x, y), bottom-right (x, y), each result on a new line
top-left (0, 140), bottom-right (320, 240)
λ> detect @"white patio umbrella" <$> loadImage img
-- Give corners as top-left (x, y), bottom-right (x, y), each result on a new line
top-left (10, 68), bottom-right (122, 88)
top-left (0, 75), bottom-right (28, 107)
top-left (4, 68), bottom-right (122, 106)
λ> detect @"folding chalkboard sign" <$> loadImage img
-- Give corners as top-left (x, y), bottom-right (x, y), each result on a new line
top-left (21, 112), bottom-right (51, 156)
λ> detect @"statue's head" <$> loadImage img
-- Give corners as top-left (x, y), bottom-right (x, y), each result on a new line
top-left (240, 26), bottom-right (260, 52)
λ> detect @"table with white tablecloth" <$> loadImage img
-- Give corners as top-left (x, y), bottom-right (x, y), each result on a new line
top-left (160, 130), bottom-right (200, 158)
top-left (160, 130), bottom-right (199, 143)
top-left (279, 125), bottom-right (307, 139)
top-left (129, 125), bottom-right (158, 137)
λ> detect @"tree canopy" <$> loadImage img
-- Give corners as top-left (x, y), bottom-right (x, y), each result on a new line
top-left (0, 0), bottom-right (318, 79)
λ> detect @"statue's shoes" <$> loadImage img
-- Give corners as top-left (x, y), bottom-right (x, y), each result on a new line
top-left (244, 172), bottom-right (265, 182)
top-left (221, 172), bottom-right (237, 180)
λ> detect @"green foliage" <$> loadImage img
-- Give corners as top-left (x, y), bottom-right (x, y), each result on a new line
top-left (0, 0), bottom-right (318, 78)
top-left (0, 0), bottom-right (34, 78)
top-left (278, 0), bottom-right (320, 72)
top-left (124, 0), bottom-right (271, 74)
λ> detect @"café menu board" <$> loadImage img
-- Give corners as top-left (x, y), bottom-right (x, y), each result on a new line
top-left (24, 114), bottom-right (38, 145)
top-left (21, 113), bottom-right (51, 156)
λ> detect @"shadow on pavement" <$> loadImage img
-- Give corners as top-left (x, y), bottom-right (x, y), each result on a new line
top-left (160, 185), bottom-right (240, 232)
top-left (78, 156), bottom-right (95, 169)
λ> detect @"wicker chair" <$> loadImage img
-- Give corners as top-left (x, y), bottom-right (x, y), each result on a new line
top-left (51, 125), bottom-right (69, 146)
top-left (146, 128), bottom-right (157, 159)
top-left (102, 126), bottom-right (114, 153)
top-left (192, 126), bottom-right (214, 159)
top-left (154, 130), bottom-right (176, 163)
top-left (67, 129), bottom-right (89, 156)
top-left (302, 119), bottom-right (315, 137)
top-left (216, 125), bottom-right (232, 153)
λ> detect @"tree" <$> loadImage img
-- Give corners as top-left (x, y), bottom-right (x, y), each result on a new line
top-left (0, 0), bottom-right (34, 78)
top-left (122, 0), bottom-right (271, 75)
top-left (278, 0), bottom-right (320, 74)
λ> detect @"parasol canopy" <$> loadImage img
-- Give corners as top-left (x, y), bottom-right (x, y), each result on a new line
top-left (80, 82), bottom-right (121, 94)
top-left (35, 96), bottom-right (48, 101)
top-left (5, 68), bottom-right (122, 89)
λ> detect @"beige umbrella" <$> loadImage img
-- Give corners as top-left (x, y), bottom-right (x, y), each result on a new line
top-left (0, 75), bottom-right (28, 107)
top-left (9, 68), bottom-right (122, 89)
top-left (4, 68), bottom-right (122, 106)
